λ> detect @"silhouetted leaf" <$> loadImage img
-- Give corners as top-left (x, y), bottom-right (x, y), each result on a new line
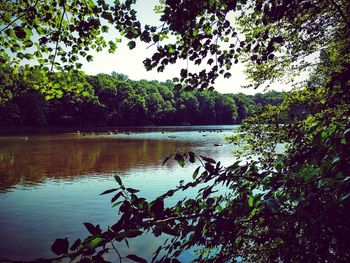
top-left (126, 187), bottom-right (139, 194)
top-left (123, 230), bottom-right (143, 238)
top-left (151, 198), bottom-right (164, 219)
top-left (201, 155), bottom-right (216, 164)
top-left (162, 155), bottom-right (172, 166)
top-left (188, 151), bottom-right (195, 163)
top-left (114, 175), bottom-right (123, 186)
top-left (126, 254), bottom-right (147, 263)
top-left (111, 191), bottom-right (123, 203)
top-left (70, 238), bottom-right (81, 251)
top-left (83, 223), bottom-right (101, 235)
top-left (100, 188), bottom-right (119, 195)
top-left (51, 238), bottom-right (69, 255)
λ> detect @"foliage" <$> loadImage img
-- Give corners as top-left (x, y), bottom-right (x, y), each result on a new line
top-left (43, 0), bottom-right (350, 262)
top-left (0, 70), bottom-right (283, 127)
top-left (1, 0), bottom-right (350, 262)
top-left (0, 0), bottom-right (138, 70)
top-left (46, 60), bottom-right (350, 262)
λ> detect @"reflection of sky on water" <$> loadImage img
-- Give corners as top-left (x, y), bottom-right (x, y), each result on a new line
top-left (0, 126), bottom-right (239, 261)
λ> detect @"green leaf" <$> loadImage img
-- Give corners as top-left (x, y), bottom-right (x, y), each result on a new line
top-left (152, 34), bottom-right (160, 42)
top-left (321, 131), bottom-right (328, 142)
top-left (101, 25), bottom-right (109, 33)
top-left (174, 153), bottom-right (185, 167)
top-left (248, 196), bottom-right (254, 207)
top-left (86, 55), bottom-right (93, 62)
top-left (87, 237), bottom-right (103, 248)
top-left (17, 52), bottom-right (24, 59)
top-left (128, 41), bottom-right (136, 49)
top-left (168, 45), bottom-right (176, 54)
top-left (24, 53), bottom-right (33, 60)
top-left (193, 166), bottom-right (200, 179)
top-left (224, 72), bottom-right (231, 78)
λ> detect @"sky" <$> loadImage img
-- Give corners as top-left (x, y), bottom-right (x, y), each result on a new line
top-left (80, 0), bottom-right (302, 95)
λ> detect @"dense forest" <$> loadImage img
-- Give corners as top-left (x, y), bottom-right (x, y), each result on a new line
top-left (0, 71), bottom-right (282, 127)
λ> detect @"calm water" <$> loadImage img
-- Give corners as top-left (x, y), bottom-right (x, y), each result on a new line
top-left (0, 125), bottom-right (239, 261)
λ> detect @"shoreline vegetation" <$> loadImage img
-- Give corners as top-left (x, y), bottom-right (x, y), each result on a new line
top-left (0, 71), bottom-right (283, 130)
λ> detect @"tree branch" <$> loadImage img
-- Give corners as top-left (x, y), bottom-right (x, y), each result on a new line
top-left (50, 7), bottom-right (66, 72)
top-left (0, 0), bottom-right (40, 34)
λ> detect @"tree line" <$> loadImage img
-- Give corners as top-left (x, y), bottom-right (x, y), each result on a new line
top-left (0, 71), bottom-right (283, 127)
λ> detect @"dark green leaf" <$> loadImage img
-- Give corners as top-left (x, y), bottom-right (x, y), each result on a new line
top-left (128, 41), bottom-right (136, 49)
top-left (174, 153), bottom-right (185, 167)
top-left (193, 166), bottom-right (200, 179)
top-left (86, 55), bottom-right (93, 62)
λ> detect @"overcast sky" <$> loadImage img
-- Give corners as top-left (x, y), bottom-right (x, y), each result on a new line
top-left (81, 0), bottom-right (299, 95)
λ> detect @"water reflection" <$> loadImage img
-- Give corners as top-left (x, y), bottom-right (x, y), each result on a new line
top-left (0, 136), bottom-right (198, 192)
top-left (0, 127), bottom-right (237, 260)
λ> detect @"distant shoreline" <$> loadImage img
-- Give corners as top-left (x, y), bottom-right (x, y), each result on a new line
top-left (0, 124), bottom-right (239, 135)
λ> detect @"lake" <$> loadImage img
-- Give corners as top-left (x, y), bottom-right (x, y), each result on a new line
top-left (0, 125), bottom-right (239, 261)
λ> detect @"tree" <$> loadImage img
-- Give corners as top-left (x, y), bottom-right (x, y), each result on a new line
top-left (1, 0), bottom-right (350, 262)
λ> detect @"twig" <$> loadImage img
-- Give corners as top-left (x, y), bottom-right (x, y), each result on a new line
top-left (111, 240), bottom-right (123, 263)
top-left (50, 7), bottom-right (66, 72)
top-left (0, 0), bottom-right (40, 34)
